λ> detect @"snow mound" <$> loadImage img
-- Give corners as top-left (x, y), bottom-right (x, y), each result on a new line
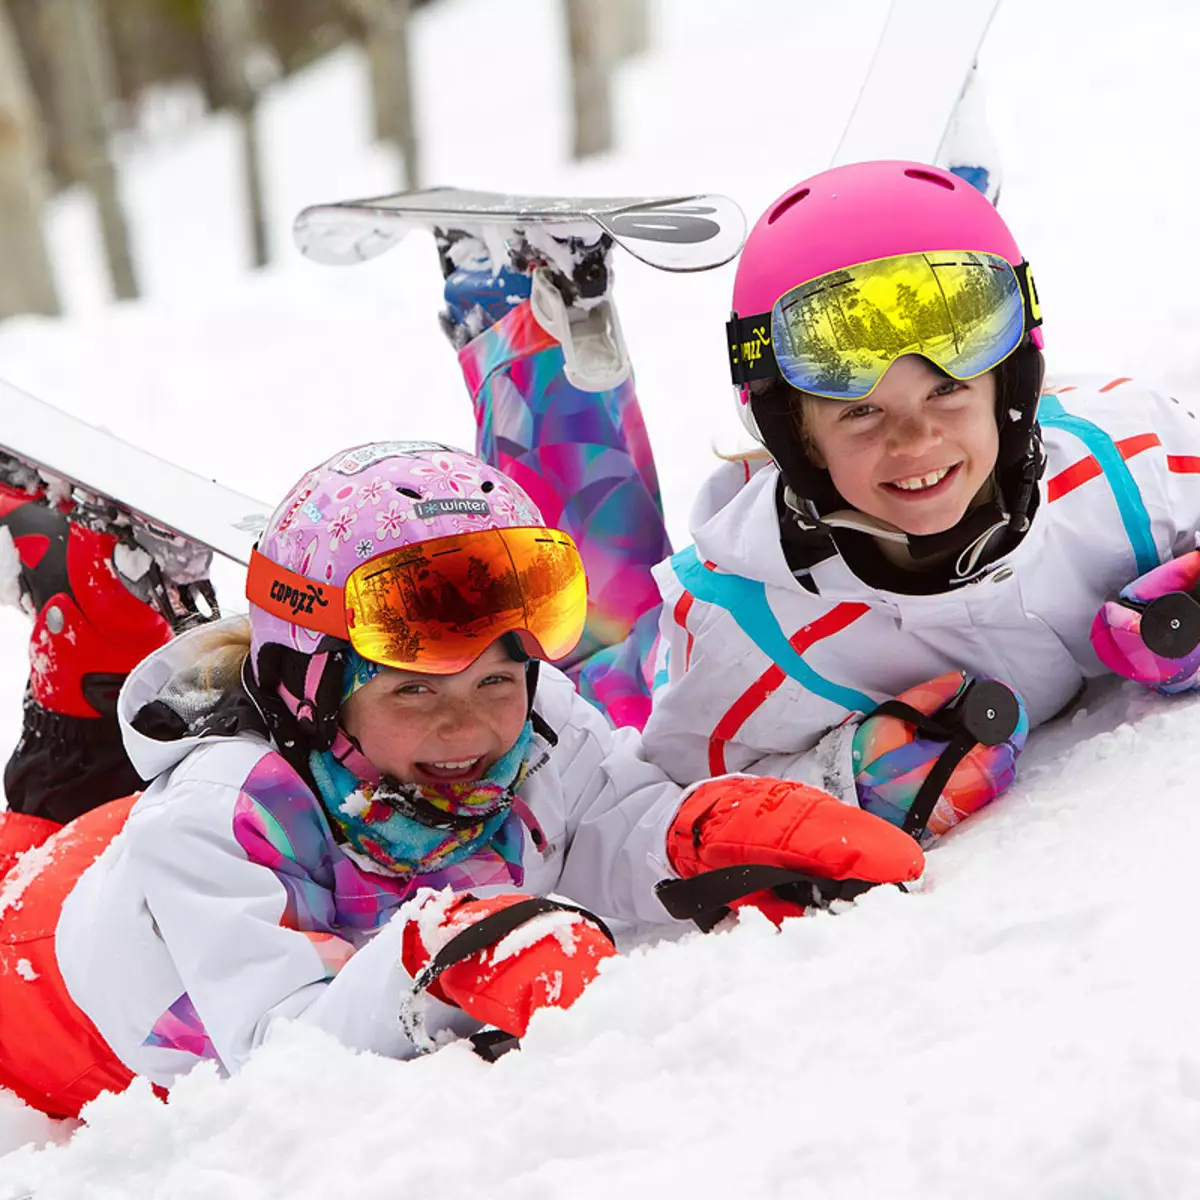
top-left (6, 681), bottom-right (1200, 1198)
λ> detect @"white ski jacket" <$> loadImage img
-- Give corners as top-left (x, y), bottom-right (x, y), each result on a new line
top-left (56, 625), bottom-right (683, 1086)
top-left (643, 376), bottom-right (1200, 791)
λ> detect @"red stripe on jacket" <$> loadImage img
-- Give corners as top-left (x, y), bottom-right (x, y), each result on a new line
top-left (1047, 433), bottom-right (1160, 502)
top-left (1167, 455), bottom-right (1200, 474)
top-left (707, 603), bottom-right (870, 777)
top-left (673, 592), bottom-right (696, 672)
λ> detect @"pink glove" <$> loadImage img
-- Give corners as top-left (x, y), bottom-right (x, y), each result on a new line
top-left (1092, 550), bottom-right (1200, 693)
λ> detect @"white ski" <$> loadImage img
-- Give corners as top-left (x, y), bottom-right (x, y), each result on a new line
top-left (293, 189), bottom-right (747, 273)
top-left (0, 379), bottom-right (271, 566)
top-left (833, 0), bottom-right (1003, 167)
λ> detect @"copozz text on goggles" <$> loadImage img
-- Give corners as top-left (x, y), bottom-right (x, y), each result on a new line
top-left (727, 249), bottom-right (1042, 401)
top-left (246, 525), bottom-right (588, 674)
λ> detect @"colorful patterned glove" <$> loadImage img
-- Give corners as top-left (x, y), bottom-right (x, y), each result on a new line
top-left (1091, 550), bottom-right (1200, 693)
top-left (853, 671), bottom-right (1028, 845)
top-left (400, 891), bottom-right (617, 1040)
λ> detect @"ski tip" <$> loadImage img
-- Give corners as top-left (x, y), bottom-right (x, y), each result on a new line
top-left (293, 204), bottom-right (414, 266)
top-left (596, 194), bottom-right (748, 271)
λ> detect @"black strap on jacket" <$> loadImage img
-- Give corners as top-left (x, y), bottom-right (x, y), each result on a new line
top-left (866, 678), bottom-right (1020, 841)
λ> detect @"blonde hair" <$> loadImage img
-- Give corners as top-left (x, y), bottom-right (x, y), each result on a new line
top-left (715, 445), bottom-right (772, 466)
top-left (715, 378), bottom-right (816, 467)
top-left (180, 615), bottom-right (252, 693)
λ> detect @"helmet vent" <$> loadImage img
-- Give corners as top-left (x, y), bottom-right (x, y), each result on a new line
top-left (904, 168), bottom-right (955, 191)
top-left (481, 480), bottom-right (495, 493)
top-left (396, 486), bottom-right (422, 499)
top-left (767, 187), bottom-right (810, 224)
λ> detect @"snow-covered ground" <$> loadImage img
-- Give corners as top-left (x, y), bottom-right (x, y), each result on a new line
top-left (4, 0), bottom-right (1200, 1194)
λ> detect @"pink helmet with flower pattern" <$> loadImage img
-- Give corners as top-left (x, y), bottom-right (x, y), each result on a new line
top-left (249, 441), bottom-right (545, 665)
top-left (244, 442), bottom-right (549, 756)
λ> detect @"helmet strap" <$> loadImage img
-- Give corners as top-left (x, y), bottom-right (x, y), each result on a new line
top-left (245, 638), bottom-right (349, 772)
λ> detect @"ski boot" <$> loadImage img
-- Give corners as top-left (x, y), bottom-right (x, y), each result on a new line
top-left (0, 460), bottom-right (217, 824)
top-left (437, 222), bottom-right (631, 392)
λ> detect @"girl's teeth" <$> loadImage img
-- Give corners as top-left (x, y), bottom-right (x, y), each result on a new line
top-left (892, 466), bottom-right (951, 491)
top-left (429, 759), bottom-right (477, 770)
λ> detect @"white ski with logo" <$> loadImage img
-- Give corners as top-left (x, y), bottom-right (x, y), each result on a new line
top-left (0, 379), bottom-right (271, 566)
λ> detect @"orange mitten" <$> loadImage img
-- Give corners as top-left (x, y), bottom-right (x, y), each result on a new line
top-left (668, 775), bottom-right (925, 883)
top-left (660, 776), bottom-right (925, 928)
top-left (401, 892), bottom-right (617, 1039)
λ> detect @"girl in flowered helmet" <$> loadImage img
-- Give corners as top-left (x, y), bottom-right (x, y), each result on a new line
top-left (0, 440), bottom-right (922, 1118)
top-left (638, 160), bottom-right (1200, 845)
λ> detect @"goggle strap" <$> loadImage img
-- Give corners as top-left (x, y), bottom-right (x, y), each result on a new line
top-left (246, 548), bottom-right (349, 640)
top-left (1016, 260), bottom-right (1042, 333)
top-left (726, 310), bottom-right (779, 386)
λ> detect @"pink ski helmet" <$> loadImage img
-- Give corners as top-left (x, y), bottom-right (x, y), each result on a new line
top-left (730, 160), bottom-right (1046, 517)
top-left (245, 441), bottom-right (550, 754)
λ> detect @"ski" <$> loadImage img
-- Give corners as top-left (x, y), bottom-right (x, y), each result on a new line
top-left (293, 189), bottom-right (747, 273)
top-left (833, 0), bottom-right (1003, 167)
top-left (0, 379), bottom-right (272, 567)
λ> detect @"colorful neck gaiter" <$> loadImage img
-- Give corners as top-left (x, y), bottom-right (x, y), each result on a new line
top-left (309, 722), bottom-right (535, 887)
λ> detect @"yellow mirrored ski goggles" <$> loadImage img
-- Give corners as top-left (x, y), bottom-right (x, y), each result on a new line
top-left (728, 250), bottom-right (1041, 400)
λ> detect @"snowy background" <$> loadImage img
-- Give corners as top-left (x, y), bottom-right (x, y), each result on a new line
top-left (4, 0), bottom-right (1200, 1194)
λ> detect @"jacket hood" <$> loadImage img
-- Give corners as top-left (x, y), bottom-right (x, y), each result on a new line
top-left (689, 459), bottom-right (798, 590)
top-left (118, 616), bottom-right (266, 781)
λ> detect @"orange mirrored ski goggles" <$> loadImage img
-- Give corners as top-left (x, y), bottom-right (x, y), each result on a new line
top-left (728, 250), bottom-right (1041, 400)
top-left (247, 526), bottom-right (588, 674)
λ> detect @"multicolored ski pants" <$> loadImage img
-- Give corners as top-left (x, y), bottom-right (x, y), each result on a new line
top-left (458, 301), bottom-right (668, 730)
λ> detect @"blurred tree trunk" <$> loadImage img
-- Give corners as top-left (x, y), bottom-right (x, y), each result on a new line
top-left (0, 0), bottom-right (58, 317)
top-left (202, 0), bottom-right (270, 267)
top-left (564, 0), bottom-right (612, 159)
top-left (342, 0), bottom-right (419, 189)
top-left (101, 0), bottom-right (215, 113)
top-left (609, 0), bottom-right (648, 61)
top-left (41, 0), bottom-right (137, 300)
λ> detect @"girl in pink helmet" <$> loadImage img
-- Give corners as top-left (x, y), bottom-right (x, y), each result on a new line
top-left (0, 440), bottom-right (921, 1119)
top-left (638, 159), bottom-right (1200, 843)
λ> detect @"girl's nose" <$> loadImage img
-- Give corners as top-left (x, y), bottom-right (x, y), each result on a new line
top-left (888, 411), bottom-right (940, 457)
top-left (435, 694), bottom-right (484, 738)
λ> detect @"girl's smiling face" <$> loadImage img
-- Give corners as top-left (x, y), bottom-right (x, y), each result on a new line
top-left (339, 640), bottom-right (528, 784)
top-left (801, 355), bottom-right (1000, 536)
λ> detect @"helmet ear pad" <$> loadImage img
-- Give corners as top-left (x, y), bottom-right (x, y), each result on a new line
top-left (749, 379), bottom-right (843, 513)
top-left (246, 638), bottom-right (349, 761)
top-left (995, 342), bottom-right (1046, 470)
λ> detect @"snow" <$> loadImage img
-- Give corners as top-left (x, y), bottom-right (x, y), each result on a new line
top-left (0, 835), bottom-right (67, 920)
top-left (490, 909), bottom-right (584, 963)
top-left (111, 543), bottom-right (152, 585)
top-left (2, 0), bottom-right (1200, 1193)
